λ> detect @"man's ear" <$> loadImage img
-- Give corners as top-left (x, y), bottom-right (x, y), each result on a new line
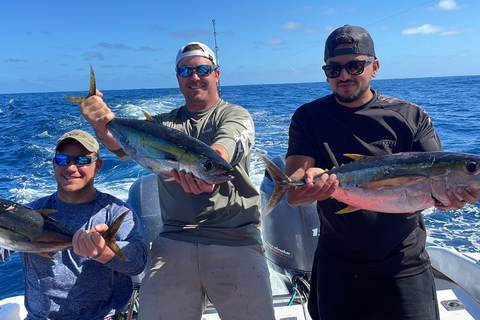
top-left (95, 158), bottom-right (103, 173)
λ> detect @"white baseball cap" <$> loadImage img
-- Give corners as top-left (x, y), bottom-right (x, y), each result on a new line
top-left (175, 42), bottom-right (216, 66)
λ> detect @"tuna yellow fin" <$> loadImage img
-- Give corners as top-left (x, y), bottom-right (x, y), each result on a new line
top-left (118, 155), bottom-right (133, 161)
top-left (407, 211), bottom-right (423, 219)
top-left (36, 209), bottom-right (57, 215)
top-left (36, 253), bottom-right (54, 259)
top-left (63, 64), bottom-right (96, 105)
top-left (344, 153), bottom-right (366, 161)
top-left (336, 205), bottom-right (361, 214)
top-left (142, 110), bottom-right (155, 122)
top-left (360, 176), bottom-right (427, 190)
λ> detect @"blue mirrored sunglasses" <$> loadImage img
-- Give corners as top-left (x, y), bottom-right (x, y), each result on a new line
top-left (176, 65), bottom-right (218, 77)
top-left (54, 155), bottom-right (98, 167)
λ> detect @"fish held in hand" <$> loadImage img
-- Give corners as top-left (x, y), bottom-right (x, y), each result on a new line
top-left (256, 151), bottom-right (480, 219)
top-left (64, 66), bottom-right (234, 184)
top-left (108, 115), bottom-right (234, 184)
top-left (0, 198), bottom-right (128, 260)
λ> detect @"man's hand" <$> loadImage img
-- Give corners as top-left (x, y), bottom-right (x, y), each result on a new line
top-left (72, 224), bottom-right (114, 264)
top-left (435, 187), bottom-right (480, 211)
top-left (79, 91), bottom-right (122, 151)
top-left (293, 169), bottom-right (338, 202)
top-left (170, 170), bottom-right (215, 194)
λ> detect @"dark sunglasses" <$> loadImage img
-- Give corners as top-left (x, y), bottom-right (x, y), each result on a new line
top-left (176, 65), bottom-right (218, 77)
top-left (322, 58), bottom-right (375, 78)
top-left (54, 155), bottom-right (98, 167)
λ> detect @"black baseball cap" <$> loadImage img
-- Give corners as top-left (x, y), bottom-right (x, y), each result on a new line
top-left (324, 25), bottom-right (376, 62)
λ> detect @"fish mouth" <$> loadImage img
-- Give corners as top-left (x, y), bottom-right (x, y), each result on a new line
top-left (211, 173), bottom-right (235, 184)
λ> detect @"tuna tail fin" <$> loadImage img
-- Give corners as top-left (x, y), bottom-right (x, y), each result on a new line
top-left (254, 151), bottom-right (293, 219)
top-left (103, 210), bottom-right (129, 261)
top-left (63, 64), bottom-right (96, 105)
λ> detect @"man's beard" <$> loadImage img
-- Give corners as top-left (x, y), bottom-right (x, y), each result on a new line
top-left (334, 79), bottom-right (370, 103)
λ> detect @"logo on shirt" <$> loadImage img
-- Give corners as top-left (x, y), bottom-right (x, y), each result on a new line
top-left (382, 140), bottom-right (396, 148)
top-left (234, 120), bottom-right (254, 143)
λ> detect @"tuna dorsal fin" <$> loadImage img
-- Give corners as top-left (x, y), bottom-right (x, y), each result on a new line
top-left (142, 110), bottom-right (155, 122)
top-left (36, 209), bottom-right (57, 215)
top-left (360, 176), bottom-right (428, 190)
top-left (344, 153), bottom-right (366, 161)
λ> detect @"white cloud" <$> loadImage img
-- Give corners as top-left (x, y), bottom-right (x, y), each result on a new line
top-left (263, 38), bottom-right (285, 46)
top-left (438, 0), bottom-right (460, 10)
top-left (401, 24), bottom-right (445, 35)
top-left (281, 22), bottom-right (303, 30)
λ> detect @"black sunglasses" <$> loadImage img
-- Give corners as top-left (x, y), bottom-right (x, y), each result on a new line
top-left (176, 65), bottom-right (218, 77)
top-left (54, 155), bottom-right (98, 167)
top-left (322, 58), bottom-right (375, 78)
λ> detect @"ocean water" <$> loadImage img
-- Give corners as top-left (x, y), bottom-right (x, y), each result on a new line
top-left (1, 76), bottom-right (480, 300)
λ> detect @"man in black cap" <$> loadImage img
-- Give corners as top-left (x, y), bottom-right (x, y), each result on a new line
top-left (284, 25), bottom-right (479, 319)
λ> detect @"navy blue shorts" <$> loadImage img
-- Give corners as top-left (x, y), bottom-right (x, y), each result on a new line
top-left (308, 258), bottom-right (440, 320)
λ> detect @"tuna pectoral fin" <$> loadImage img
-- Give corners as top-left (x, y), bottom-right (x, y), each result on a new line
top-left (103, 210), bottom-right (130, 261)
top-left (335, 205), bottom-right (361, 214)
top-left (360, 176), bottom-right (428, 190)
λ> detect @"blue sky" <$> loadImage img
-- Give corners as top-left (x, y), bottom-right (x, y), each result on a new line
top-left (0, 0), bottom-right (479, 94)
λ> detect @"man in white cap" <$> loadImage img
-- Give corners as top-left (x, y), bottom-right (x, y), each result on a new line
top-left (0, 129), bottom-right (148, 319)
top-left (78, 43), bottom-right (275, 319)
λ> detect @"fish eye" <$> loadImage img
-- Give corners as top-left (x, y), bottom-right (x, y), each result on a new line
top-left (465, 160), bottom-right (480, 174)
top-left (204, 160), bottom-right (214, 171)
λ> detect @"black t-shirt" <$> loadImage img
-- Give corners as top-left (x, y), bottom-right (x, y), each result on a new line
top-left (287, 90), bottom-right (442, 278)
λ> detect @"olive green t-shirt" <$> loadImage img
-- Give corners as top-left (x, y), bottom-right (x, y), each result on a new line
top-left (152, 99), bottom-right (261, 246)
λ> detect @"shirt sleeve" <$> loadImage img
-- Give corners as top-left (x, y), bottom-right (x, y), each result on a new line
top-left (213, 104), bottom-right (256, 164)
top-left (286, 106), bottom-right (317, 159)
top-left (412, 108), bottom-right (443, 152)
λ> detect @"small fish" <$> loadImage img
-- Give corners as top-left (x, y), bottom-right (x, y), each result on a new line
top-left (64, 66), bottom-right (234, 184)
top-left (0, 198), bottom-right (128, 260)
top-left (256, 151), bottom-right (480, 219)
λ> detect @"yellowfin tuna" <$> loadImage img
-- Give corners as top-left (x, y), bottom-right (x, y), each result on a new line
top-left (256, 151), bottom-right (480, 219)
top-left (0, 198), bottom-right (128, 260)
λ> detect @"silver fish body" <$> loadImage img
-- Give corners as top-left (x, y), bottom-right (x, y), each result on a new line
top-left (0, 198), bottom-right (128, 259)
top-left (108, 118), bottom-right (234, 184)
top-left (257, 151), bottom-right (480, 218)
top-left (0, 199), bottom-right (73, 253)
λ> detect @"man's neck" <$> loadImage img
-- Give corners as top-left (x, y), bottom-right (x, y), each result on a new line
top-left (56, 187), bottom-right (97, 204)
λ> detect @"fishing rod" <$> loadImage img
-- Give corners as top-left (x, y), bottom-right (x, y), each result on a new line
top-left (212, 19), bottom-right (222, 97)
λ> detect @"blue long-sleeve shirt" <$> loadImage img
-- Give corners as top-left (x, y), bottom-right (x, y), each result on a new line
top-left (6, 191), bottom-right (147, 320)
